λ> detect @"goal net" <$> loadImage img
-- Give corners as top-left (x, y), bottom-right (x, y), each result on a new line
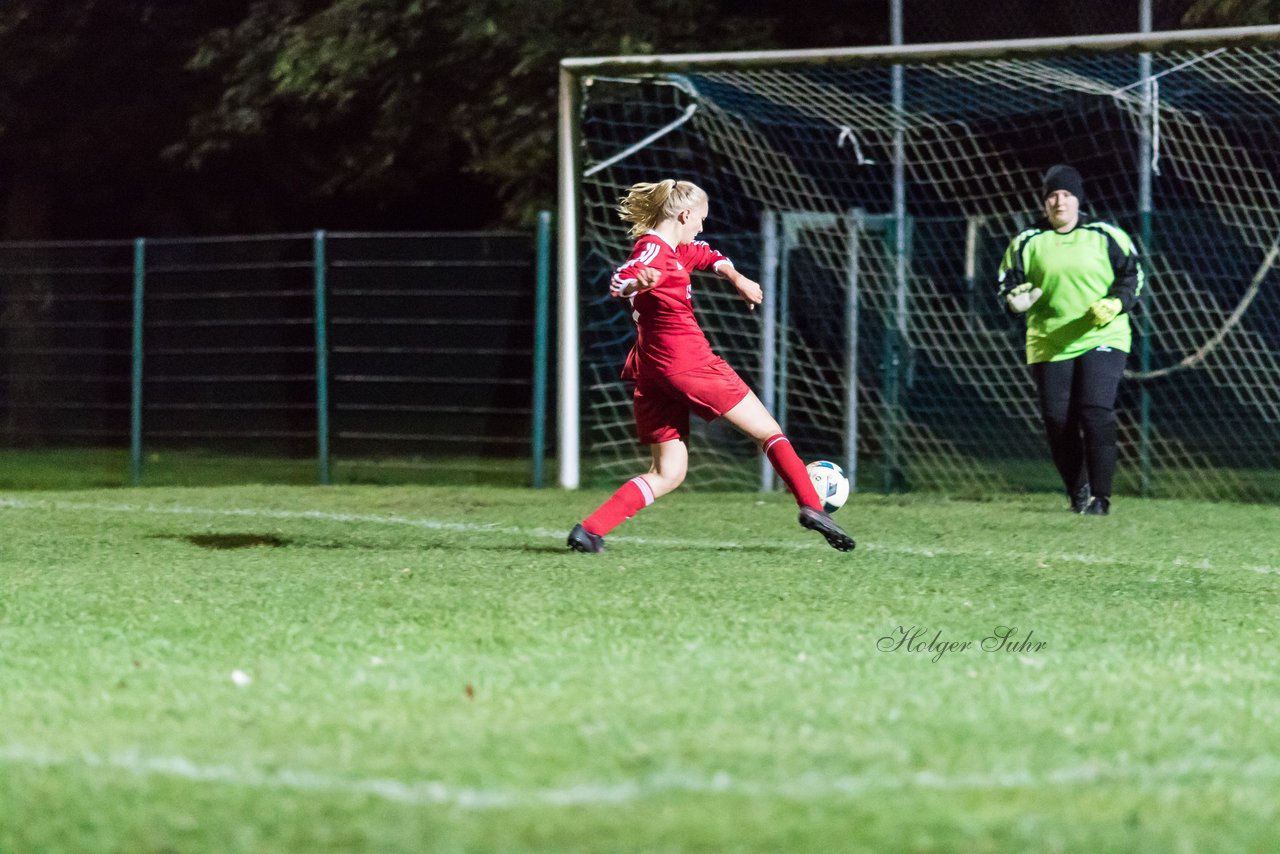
top-left (563, 29), bottom-right (1280, 500)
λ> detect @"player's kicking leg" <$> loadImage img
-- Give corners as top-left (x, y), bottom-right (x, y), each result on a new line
top-left (719, 392), bottom-right (855, 552)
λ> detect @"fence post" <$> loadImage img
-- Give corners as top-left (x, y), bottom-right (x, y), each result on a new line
top-left (882, 217), bottom-right (909, 493)
top-left (1138, 1), bottom-right (1154, 498)
top-left (532, 211), bottom-right (553, 488)
top-left (888, 0), bottom-right (906, 494)
top-left (314, 230), bottom-right (331, 485)
top-left (882, 314), bottom-right (898, 492)
top-left (131, 238), bottom-right (145, 486)
top-left (758, 210), bottom-right (780, 492)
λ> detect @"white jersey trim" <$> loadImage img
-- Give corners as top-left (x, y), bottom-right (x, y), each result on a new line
top-left (609, 242), bottom-right (663, 296)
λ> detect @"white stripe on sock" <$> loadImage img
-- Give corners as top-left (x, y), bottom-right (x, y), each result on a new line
top-left (630, 476), bottom-right (655, 506)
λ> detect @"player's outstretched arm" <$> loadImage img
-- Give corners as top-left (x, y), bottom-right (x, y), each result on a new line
top-left (716, 263), bottom-right (763, 311)
top-left (611, 264), bottom-right (661, 298)
top-left (625, 266), bottom-right (662, 296)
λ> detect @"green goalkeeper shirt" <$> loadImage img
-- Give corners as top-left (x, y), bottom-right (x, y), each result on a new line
top-left (998, 214), bottom-right (1145, 364)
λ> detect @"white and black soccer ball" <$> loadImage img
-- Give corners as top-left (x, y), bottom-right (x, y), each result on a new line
top-left (807, 460), bottom-right (850, 513)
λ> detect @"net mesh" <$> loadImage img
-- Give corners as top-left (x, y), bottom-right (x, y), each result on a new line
top-left (575, 44), bottom-right (1280, 499)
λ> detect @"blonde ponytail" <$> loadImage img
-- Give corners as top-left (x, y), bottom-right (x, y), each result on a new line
top-left (617, 180), bottom-right (708, 239)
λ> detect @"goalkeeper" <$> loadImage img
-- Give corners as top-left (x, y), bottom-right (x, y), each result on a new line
top-left (997, 165), bottom-right (1145, 516)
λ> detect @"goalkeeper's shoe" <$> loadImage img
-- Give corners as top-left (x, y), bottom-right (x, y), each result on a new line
top-left (799, 507), bottom-right (856, 552)
top-left (1070, 483), bottom-right (1091, 514)
top-left (1083, 497), bottom-right (1111, 516)
top-left (567, 523), bottom-right (605, 554)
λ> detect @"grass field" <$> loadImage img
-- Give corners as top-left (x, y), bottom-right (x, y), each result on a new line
top-left (0, 449), bottom-right (536, 490)
top-left (2, 482), bottom-right (1279, 852)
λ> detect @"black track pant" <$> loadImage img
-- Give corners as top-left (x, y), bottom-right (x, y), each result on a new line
top-left (1028, 347), bottom-right (1127, 499)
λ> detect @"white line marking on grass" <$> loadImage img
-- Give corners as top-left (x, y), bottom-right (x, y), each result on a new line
top-left (3, 743), bottom-right (1280, 808)
top-left (1, 496), bottom-right (1277, 575)
top-left (0, 496), bottom-right (757, 550)
top-left (0, 743), bottom-right (512, 808)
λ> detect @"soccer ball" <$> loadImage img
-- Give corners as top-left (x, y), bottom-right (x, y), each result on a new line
top-left (807, 460), bottom-right (850, 513)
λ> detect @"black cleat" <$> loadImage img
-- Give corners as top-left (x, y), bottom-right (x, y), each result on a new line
top-left (567, 523), bottom-right (605, 553)
top-left (1083, 496), bottom-right (1111, 516)
top-left (1070, 483), bottom-right (1091, 514)
top-left (799, 507), bottom-right (856, 552)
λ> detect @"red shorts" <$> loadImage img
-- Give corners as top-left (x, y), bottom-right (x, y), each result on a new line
top-left (633, 359), bottom-right (751, 445)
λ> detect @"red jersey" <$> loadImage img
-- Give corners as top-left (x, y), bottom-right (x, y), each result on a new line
top-left (609, 233), bottom-right (732, 380)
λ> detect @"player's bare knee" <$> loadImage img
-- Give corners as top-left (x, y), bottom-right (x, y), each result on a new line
top-left (756, 423), bottom-right (782, 446)
top-left (652, 463), bottom-right (687, 495)
top-left (644, 472), bottom-right (677, 498)
top-left (745, 413), bottom-right (782, 445)
top-left (667, 466), bottom-right (687, 491)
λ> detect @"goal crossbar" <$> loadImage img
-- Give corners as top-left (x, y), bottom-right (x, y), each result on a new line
top-left (561, 25), bottom-right (1280, 76)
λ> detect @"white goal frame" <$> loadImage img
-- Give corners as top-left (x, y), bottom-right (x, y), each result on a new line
top-left (557, 24), bottom-right (1280, 489)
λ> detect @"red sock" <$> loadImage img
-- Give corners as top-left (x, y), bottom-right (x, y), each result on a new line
top-left (582, 476), bottom-right (655, 536)
top-left (764, 434), bottom-right (822, 511)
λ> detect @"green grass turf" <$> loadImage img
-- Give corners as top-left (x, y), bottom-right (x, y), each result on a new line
top-left (1, 485), bottom-right (1278, 852)
top-left (6, 447), bottom-right (1278, 503)
top-left (0, 448), bottom-right (537, 490)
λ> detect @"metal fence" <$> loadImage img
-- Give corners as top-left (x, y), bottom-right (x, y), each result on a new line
top-left (0, 218), bottom-right (554, 485)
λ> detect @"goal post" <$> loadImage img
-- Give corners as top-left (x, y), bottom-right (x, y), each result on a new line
top-left (557, 67), bottom-right (582, 490)
top-left (559, 25), bottom-right (1280, 500)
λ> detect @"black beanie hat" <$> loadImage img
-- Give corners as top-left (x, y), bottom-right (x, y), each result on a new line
top-left (1042, 165), bottom-right (1084, 202)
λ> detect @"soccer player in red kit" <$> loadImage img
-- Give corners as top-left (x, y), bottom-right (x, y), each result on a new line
top-left (567, 179), bottom-right (855, 554)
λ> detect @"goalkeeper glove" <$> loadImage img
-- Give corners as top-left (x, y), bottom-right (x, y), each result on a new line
top-left (1005, 282), bottom-right (1043, 314)
top-left (1087, 297), bottom-right (1122, 327)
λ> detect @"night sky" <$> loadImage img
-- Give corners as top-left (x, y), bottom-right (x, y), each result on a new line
top-left (0, 0), bottom-right (1224, 238)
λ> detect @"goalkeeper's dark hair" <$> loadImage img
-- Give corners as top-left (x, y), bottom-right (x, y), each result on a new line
top-left (617, 180), bottom-right (708, 239)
